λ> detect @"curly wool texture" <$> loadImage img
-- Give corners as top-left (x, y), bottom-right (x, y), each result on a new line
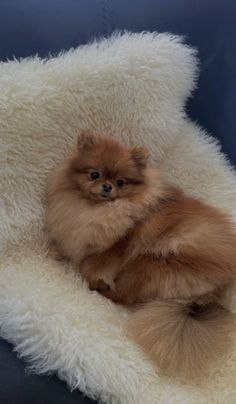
top-left (1, 32), bottom-right (236, 403)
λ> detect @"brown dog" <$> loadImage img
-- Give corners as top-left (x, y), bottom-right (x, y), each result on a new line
top-left (46, 130), bottom-right (236, 377)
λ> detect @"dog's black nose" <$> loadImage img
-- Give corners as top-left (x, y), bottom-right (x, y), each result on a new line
top-left (102, 183), bottom-right (112, 193)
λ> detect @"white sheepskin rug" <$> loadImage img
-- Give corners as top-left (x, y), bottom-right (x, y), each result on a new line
top-left (1, 32), bottom-right (236, 404)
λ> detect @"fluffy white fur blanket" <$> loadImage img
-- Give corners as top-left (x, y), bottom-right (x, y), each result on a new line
top-left (1, 32), bottom-right (236, 404)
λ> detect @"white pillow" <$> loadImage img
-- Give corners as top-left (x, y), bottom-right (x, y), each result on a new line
top-left (0, 32), bottom-right (236, 404)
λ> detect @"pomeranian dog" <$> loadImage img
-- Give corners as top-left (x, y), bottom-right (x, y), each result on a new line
top-left (46, 129), bottom-right (236, 377)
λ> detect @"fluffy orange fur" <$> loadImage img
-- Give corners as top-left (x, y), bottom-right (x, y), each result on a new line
top-left (46, 130), bottom-right (236, 377)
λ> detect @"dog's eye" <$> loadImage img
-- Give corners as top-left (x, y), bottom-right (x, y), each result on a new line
top-left (116, 179), bottom-right (125, 188)
top-left (90, 171), bottom-right (100, 180)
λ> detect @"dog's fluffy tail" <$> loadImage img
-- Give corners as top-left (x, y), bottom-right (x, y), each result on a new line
top-left (128, 299), bottom-right (235, 377)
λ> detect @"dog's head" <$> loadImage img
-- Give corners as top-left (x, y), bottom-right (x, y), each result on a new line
top-left (69, 129), bottom-right (149, 203)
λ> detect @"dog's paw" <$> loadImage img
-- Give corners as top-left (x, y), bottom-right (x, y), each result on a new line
top-left (90, 278), bottom-right (110, 292)
top-left (46, 244), bottom-right (65, 261)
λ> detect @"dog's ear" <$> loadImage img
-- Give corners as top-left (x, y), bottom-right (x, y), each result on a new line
top-left (130, 145), bottom-right (149, 168)
top-left (77, 129), bottom-right (97, 150)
